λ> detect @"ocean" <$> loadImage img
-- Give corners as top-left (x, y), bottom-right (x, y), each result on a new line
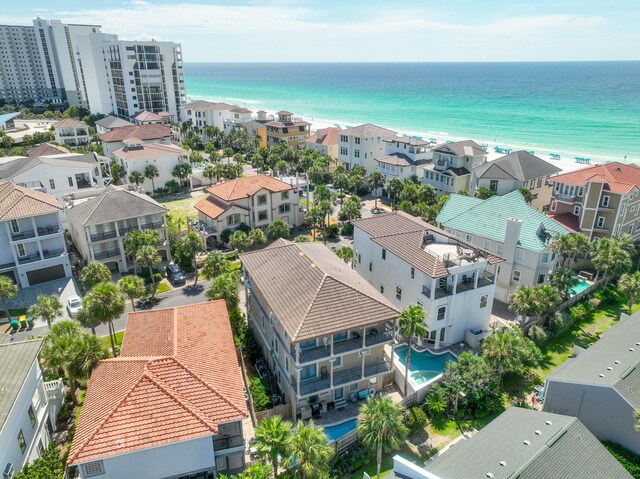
top-left (184, 62), bottom-right (640, 162)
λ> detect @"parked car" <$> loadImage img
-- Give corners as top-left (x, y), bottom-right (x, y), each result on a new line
top-left (165, 264), bottom-right (186, 285)
top-left (67, 295), bottom-right (82, 316)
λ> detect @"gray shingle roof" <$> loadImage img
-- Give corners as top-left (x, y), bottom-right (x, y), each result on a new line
top-left (0, 153), bottom-right (98, 179)
top-left (340, 123), bottom-right (397, 138)
top-left (434, 140), bottom-right (486, 157)
top-left (546, 311), bottom-right (640, 398)
top-left (473, 150), bottom-right (562, 182)
top-left (68, 185), bottom-right (166, 226)
top-left (95, 115), bottom-right (133, 129)
top-left (375, 153), bottom-right (415, 167)
top-left (425, 407), bottom-right (632, 479)
top-left (240, 241), bottom-right (399, 342)
top-left (0, 340), bottom-right (43, 431)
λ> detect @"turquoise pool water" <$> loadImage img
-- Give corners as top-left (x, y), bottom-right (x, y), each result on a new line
top-left (570, 278), bottom-right (591, 296)
top-left (395, 345), bottom-right (456, 385)
top-left (323, 419), bottom-right (357, 442)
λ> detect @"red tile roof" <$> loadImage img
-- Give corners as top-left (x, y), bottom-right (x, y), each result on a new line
top-left (99, 124), bottom-right (172, 142)
top-left (193, 194), bottom-right (246, 219)
top-left (307, 127), bottom-right (342, 146)
top-left (0, 181), bottom-right (61, 220)
top-left (547, 213), bottom-right (580, 233)
top-left (133, 110), bottom-right (163, 122)
top-left (206, 174), bottom-right (293, 201)
top-left (550, 161), bottom-right (640, 194)
top-left (68, 301), bottom-right (248, 465)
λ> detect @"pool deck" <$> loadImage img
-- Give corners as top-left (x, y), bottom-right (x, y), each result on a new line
top-left (409, 338), bottom-right (469, 357)
top-left (314, 401), bottom-right (360, 426)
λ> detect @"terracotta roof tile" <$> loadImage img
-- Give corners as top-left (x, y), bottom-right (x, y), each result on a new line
top-left (52, 118), bottom-right (88, 129)
top-left (69, 301), bottom-right (248, 465)
top-left (206, 174), bottom-right (293, 201)
top-left (113, 143), bottom-right (187, 160)
top-left (548, 212), bottom-right (580, 233)
top-left (0, 181), bottom-right (61, 220)
top-left (307, 127), bottom-right (342, 146)
top-left (194, 195), bottom-right (235, 219)
top-left (550, 161), bottom-right (640, 195)
top-left (99, 124), bottom-right (172, 142)
top-left (133, 110), bottom-right (163, 122)
top-left (26, 142), bottom-right (70, 157)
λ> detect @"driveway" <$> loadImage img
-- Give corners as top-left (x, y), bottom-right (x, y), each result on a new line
top-left (7, 277), bottom-right (81, 326)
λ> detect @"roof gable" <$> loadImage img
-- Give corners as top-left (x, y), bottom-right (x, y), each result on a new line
top-left (99, 124), bottom-right (172, 143)
top-left (206, 175), bottom-right (293, 201)
top-left (474, 151), bottom-right (562, 181)
top-left (0, 181), bottom-right (61, 221)
top-left (550, 161), bottom-right (640, 194)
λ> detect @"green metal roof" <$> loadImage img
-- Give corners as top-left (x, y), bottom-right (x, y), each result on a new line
top-left (436, 190), bottom-right (571, 251)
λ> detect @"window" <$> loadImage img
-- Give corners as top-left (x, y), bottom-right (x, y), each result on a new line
top-left (628, 224), bottom-right (634, 234)
top-left (437, 306), bottom-right (446, 321)
top-left (542, 252), bottom-right (549, 263)
top-left (537, 274), bottom-right (545, 284)
top-left (550, 200), bottom-right (557, 212)
top-left (483, 239), bottom-right (491, 251)
top-left (281, 191), bottom-right (289, 200)
top-left (334, 331), bottom-right (348, 342)
top-left (340, 147), bottom-right (348, 155)
top-left (382, 249), bottom-right (386, 260)
top-left (355, 137), bottom-right (361, 145)
top-left (81, 461), bottom-right (105, 477)
top-left (28, 405), bottom-right (36, 427)
top-left (480, 295), bottom-right (488, 308)
top-left (354, 149), bottom-right (360, 158)
top-left (278, 204), bottom-right (291, 214)
top-left (465, 234), bottom-right (473, 242)
top-left (489, 180), bottom-right (498, 191)
top-left (10, 219), bottom-right (19, 233)
top-left (439, 328), bottom-right (446, 342)
top-left (17, 243), bottom-right (26, 257)
top-left (333, 356), bottom-right (342, 367)
top-left (257, 194), bottom-right (267, 206)
top-left (380, 284), bottom-right (384, 294)
top-left (577, 187), bottom-right (584, 197)
top-left (512, 270), bottom-right (521, 282)
top-left (410, 267), bottom-right (415, 279)
top-left (368, 262), bottom-right (372, 272)
top-left (395, 286), bottom-right (402, 300)
top-left (38, 439), bottom-right (44, 455)
top-left (335, 387), bottom-right (344, 400)
top-left (602, 195), bottom-right (610, 207)
top-left (227, 213), bottom-right (241, 226)
top-left (300, 364), bottom-right (317, 381)
top-left (596, 216), bottom-right (605, 228)
top-left (258, 210), bottom-right (268, 221)
top-left (357, 253), bottom-right (361, 264)
top-left (515, 248), bottom-right (525, 262)
top-left (49, 179), bottom-right (55, 189)
top-left (573, 205), bottom-right (580, 216)
top-left (496, 243), bottom-right (504, 255)
top-left (17, 430), bottom-right (26, 453)
top-left (537, 177), bottom-right (543, 188)
top-left (300, 339), bottom-right (316, 350)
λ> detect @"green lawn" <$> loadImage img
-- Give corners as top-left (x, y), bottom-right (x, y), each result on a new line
top-left (101, 330), bottom-right (125, 352)
top-left (158, 191), bottom-right (207, 222)
top-left (348, 444), bottom-right (422, 479)
top-left (156, 282), bottom-right (171, 294)
top-left (230, 260), bottom-right (241, 271)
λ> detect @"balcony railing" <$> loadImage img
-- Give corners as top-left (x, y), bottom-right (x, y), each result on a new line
top-left (334, 366), bottom-right (362, 386)
top-left (333, 337), bottom-right (363, 355)
top-left (141, 221), bottom-right (164, 230)
top-left (0, 261), bottom-right (15, 270)
top-left (477, 271), bottom-right (495, 288)
top-left (422, 285), bottom-right (453, 300)
top-left (365, 331), bottom-right (393, 347)
top-left (37, 225), bottom-right (60, 236)
top-left (299, 376), bottom-right (330, 396)
top-left (555, 193), bottom-right (577, 202)
top-left (299, 346), bottom-right (331, 364)
top-left (94, 249), bottom-right (121, 260)
top-left (364, 360), bottom-right (391, 378)
top-left (18, 253), bottom-right (41, 264)
top-left (11, 230), bottom-right (36, 241)
top-left (90, 231), bottom-right (117, 241)
top-left (213, 434), bottom-right (244, 451)
top-left (118, 225), bottom-right (138, 235)
top-left (42, 249), bottom-right (64, 259)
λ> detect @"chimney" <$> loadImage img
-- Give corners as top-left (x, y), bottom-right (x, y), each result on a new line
top-left (257, 110), bottom-right (267, 122)
top-left (498, 217), bottom-right (522, 291)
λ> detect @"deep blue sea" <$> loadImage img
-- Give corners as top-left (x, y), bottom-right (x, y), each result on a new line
top-left (185, 62), bottom-right (640, 162)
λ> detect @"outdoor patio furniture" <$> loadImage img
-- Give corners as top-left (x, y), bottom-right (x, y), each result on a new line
top-left (348, 392), bottom-right (358, 402)
top-left (10, 319), bottom-right (18, 332)
top-left (358, 389), bottom-right (370, 400)
top-left (321, 366), bottom-right (329, 379)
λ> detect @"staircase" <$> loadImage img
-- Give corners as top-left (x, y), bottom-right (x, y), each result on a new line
top-left (334, 398), bottom-right (347, 410)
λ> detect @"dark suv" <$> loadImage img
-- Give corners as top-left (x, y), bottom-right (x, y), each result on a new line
top-left (165, 264), bottom-right (186, 285)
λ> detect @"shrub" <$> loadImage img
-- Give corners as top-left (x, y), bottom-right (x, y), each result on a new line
top-left (329, 441), bottom-right (372, 477)
top-left (237, 223), bottom-right (251, 234)
top-left (603, 441), bottom-right (640, 477)
top-left (57, 397), bottom-right (74, 423)
top-left (341, 222), bottom-right (354, 236)
top-left (326, 224), bottom-right (340, 239)
top-left (249, 376), bottom-right (272, 411)
top-left (594, 284), bottom-right (622, 305)
top-left (165, 179), bottom-right (180, 193)
top-left (294, 234), bottom-right (310, 243)
top-left (404, 406), bottom-right (427, 434)
top-left (221, 229), bottom-right (233, 244)
top-left (545, 311), bottom-right (574, 338)
top-left (526, 324), bottom-right (548, 346)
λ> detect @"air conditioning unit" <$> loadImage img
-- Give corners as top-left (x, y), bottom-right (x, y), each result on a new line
top-left (358, 348), bottom-right (371, 357)
top-left (4, 463), bottom-right (14, 479)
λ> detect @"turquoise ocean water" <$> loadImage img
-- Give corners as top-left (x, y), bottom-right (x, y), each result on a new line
top-left (185, 62), bottom-right (640, 162)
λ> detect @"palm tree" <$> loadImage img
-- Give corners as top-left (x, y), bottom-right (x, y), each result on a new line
top-left (398, 304), bottom-right (429, 396)
top-left (136, 244), bottom-right (161, 295)
top-left (336, 246), bottom-right (354, 264)
top-left (591, 238), bottom-right (632, 279)
top-left (74, 308), bottom-right (100, 336)
top-left (128, 170), bottom-right (144, 187)
top-left (549, 267), bottom-right (579, 299)
top-left (248, 228), bottom-right (267, 247)
top-left (480, 327), bottom-right (521, 386)
top-left (180, 231), bottom-right (205, 284)
top-left (0, 275), bottom-right (17, 322)
top-left (368, 172), bottom-right (386, 210)
top-left (305, 206), bottom-right (324, 242)
top-left (287, 420), bottom-right (333, 479)
top-left (618, 271), bottom-right (640, 315)
top-left (118, 275), bottom-right (146, 311)
top-left (253, 415), bottom-right (292, 476)
top-left (80, 262), bottom-right (111, 291)
top-left (203, 163), bottom-right (217, 185)
top-left (82, 282), bottom-right (125, 356)
top-left (144, 164), bottom-right (159, 194)
top-left (201, 250), bottom-right (230, 280)
top-left (205, 272), bottom-right (241, 310)
top-left (475, 186), bottom-right (494, 200)
top-left (509, 286), bottom-right (540, 327)
top-left (350, 173), bottom-right (365, 195)
top-left (172, 163), bottom-right (193, 189)
top-left (387, 178), bottom-right (404, 210)
top-left (27, 295), bottom-right (62, 327)
top-left (358, 397), bottom-right (408, 479)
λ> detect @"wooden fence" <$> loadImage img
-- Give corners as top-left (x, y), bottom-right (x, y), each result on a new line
top-left (255, 403), bottom-right (292, 424)
top-left (552, 277), bottom-right (609, 314)
top-left (236, 347), bottom-right (258, 426)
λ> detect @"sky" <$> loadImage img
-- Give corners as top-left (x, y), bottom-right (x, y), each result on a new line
top-left (3, 0), bottom-right (640, 62)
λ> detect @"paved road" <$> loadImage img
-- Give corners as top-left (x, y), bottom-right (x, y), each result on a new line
top-left (6, 280), bottom-right (212, 342)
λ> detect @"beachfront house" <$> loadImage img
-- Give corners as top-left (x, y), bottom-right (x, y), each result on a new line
top-left (422, 140), bottom-right (486, 195)
top-left (131, 110), bottom-right (174, 125)
top-left (65, 185), bottom-right (170, 272)
top-left (0, 181), bottom-right (72, 288)
top-left (99, 123), bottom-right (173, 158)
top-left (194, 174), bottom-right (302, 248)
top-left (352, 211), bottom-right (502, 350)
top-left (471, 150), bottom-right (562, 210)
top-left (94, 115), bottom-right (133, 135)
top-left (52, 118), bottom-right (90, 147)
top-left (543, 310), bottom-right (640, 456)
top-left (547, 161), bottom-right (640, 240)
top-left (437, 191), bottom-right (570, 303)
top-left (179, 100), bottom-right (237, 135)
top-left (391, 407), bottom-right (631, 479)
top-left (241, 240), bottom-right (399, 419)
top-left (68, 301), bottom-right (250, 479)
top-left (223, 107), bottom-right (253, 134)
top-left (0, 339), bottom-right (65, 479)
top-left (265, 111), bottom-right (311, 150)
top-left (338, 123), bottom-right (397, 174)
top-left (374, 136), bottom-right (432, 187)
top-left (306, 126), bottom-right (342, 162)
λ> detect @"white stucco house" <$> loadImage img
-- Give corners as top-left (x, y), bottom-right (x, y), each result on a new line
top-left (180, 100), bottom-right (237, 136)
top-left (52, 118), bottom-right (90, 147)
top-left (0, 339), bottom-right (65, 478)
top-left (423, 140), bottom-right (487, 195)
top-left (338, 123), bottom-right (397, 175)
top-left (375, 136), bottom-right (432, 187)
top-left (99, 123), bottom-right (173, 158)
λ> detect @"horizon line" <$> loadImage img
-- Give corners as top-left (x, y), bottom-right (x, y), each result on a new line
top-left (183, 59), bottom-right (640, 64)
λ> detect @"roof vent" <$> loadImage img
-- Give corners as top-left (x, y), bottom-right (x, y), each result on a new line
top-left (615, 360), bottom-right (621, 364)
top-left (499, 461), bottom-right (507, 467)
top-left (523, 440), bottom-right (530, 446)
top-left (546, 420), bottom-right (553, 426)
top-left (486, 473), bottom-right (494, 478)
top-left (535, 430), bottom-right (542, 436)
top-left (636, 342), bottom-right (640, 346)
top-left (630, 348), bottom-right (635, 352)
top-left (598, 373), bottom-right (605, 378)
top-left (607, 367), bottom-right (613, 371)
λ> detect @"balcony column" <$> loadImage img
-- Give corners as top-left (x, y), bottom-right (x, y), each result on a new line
top-left (361, 354), bottom-right (365, 379)
top-left (452, 274), bottom-right (458, 295)
top-left (362, 330), bottom-right (366, 348)
top-left (31, 217), bottom-right (38, 237)
top-left (330, 361), bottom-right (334, 388)
top-left (430, 277), bottom-right (437, 300)
top-left (296, 369), bottom-right (301, 397)
top-left (330, 337), bottom-right (334, 356)
top-left (474, 271), bottom-right (479, 289)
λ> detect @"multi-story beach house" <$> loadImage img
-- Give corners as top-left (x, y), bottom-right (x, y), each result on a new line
top-left (194, 175), bottom-right (302, 248)
top-left (391, 407), bottom-right (631, 479)
top-left (131, 110), bottom-right (174, 125)
top-left (112, 139), bottom-right (189, 192)
top-left (25, 143), bottom-right (70, 157)
top-left (65, 185), bottom-right (170, 272)
top-left (68, 301), bottom-right (250, 479)
top-left (241, 240), bottom-right (399, 418)
top-left (437, 191), bottom-right (570, 303)
top-left (422, 140), bottom-right (486, 195)
top-left (99, 123), bottom-right (173, 158)
top-left (223, 107), bottom-right (253, 134)
top-left (94, 115), bottom-right (133, 135)
top-left (375, 137), bottom-right (431, 185)
top-left (338, 123), bottom-right (397, 174)
top-left (265, 111), bottom-right (310, 150)
top-left (470, 150), bottom-right (562, 210)
top-left (352, 212), bottom-right (502, 349)
top-left (305, 126), bottom-right (343, 162)
top-left (0, 181), bottom-right (72, 288)
top-left (180, 100), bottom-right (237, 135)
top-left (543, 310), bottom-right (640, 456)
top-left (52, 119), bottom-right (91, 147)
top-left (0, 153), bottom-right (109, 201)
top-left (0, 339), bottom-right (65, 479)
top-left (547, 161), bottom-right (640, 240)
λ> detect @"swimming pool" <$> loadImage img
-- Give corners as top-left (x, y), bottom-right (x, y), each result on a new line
top-left (395, 345), bottom-right (456, 385)
top-left (323, 418), bottom-right (357, 442)
top-left (570, 278), bottom-right (591, 296)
